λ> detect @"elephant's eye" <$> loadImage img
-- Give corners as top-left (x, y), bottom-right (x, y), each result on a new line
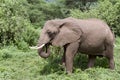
top-left (47, 30), bottom-right (51, 34)
top-left (46, 30), bottom-right (57, 38)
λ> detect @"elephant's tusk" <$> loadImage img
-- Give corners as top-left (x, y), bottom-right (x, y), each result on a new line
top-left (38, 44), bottom-right (45, 49)
top-left (29, 46), bottom-right (38, 49)
top-left (30, 44), bottom-right (45, 49)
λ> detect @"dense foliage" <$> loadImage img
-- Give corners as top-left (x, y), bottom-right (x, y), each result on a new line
top-left (0, 0), bottom-right (38, 50)
top-left (70, 0), bottom-right (120, 36)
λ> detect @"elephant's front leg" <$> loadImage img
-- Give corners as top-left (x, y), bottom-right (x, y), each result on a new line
top-left (61, 46), bottom-right (67, 67)
top-left (62, 52), bottom-right (65, 68)
top-left (65, 42), bottom-right (79, 74)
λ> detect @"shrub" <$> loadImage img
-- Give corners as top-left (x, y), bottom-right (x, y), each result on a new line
top-left (0, 0), bottom-right (39, 49)
top-left (0, 49), bottom-right (12, 59)
top-left (69, 0), bottom-right (120, 36)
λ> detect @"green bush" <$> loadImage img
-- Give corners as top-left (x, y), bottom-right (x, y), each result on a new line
top-left (0, 49), bottom-right (12, 59)
top-left (0, 0), bottom-right (39, 49)
top-left (69, 0), bottom-right (120, 36)
top-left (27, 0), bottom-right (67, 28)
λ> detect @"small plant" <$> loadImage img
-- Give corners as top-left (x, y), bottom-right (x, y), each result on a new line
top-left (0, 50), bottom-right (12, 59)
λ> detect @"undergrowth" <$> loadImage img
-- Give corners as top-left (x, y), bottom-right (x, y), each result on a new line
top-left (0, 38), bottom-right (120, 80)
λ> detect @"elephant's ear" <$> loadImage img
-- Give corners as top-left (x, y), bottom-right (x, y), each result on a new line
top-left (52, 22), bottom-right (82, 46)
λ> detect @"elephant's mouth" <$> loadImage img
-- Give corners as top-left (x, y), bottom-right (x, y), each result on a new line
top-left (37, 43), bottom-right (51, 58)
top-left (30, 43), bottom-right (51, 58)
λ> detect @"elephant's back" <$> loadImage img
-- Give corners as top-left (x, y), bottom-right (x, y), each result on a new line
top-left (78, 19), bottom-right (110, 33)
top-left (78, 19), bottom-right (112, 40)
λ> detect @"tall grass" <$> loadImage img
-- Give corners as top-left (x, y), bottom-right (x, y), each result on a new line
top-left (0, 38), bottom-right (120, 80)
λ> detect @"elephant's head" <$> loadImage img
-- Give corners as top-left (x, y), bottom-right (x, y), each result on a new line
top-left (35, 18), bottom-right (82, 58)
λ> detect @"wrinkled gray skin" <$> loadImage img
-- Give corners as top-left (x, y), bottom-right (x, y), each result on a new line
top-left (37, 17), bottom-right (115, 74)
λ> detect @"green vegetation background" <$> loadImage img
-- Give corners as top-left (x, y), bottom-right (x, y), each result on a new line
top-left (0, 0), bottom-right (120, 80)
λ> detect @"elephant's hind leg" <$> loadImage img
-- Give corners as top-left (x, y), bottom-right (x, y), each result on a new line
top-left (88, 55), bottom-right (96, 68)
top-left (105, 45), bottom-right (114, 69)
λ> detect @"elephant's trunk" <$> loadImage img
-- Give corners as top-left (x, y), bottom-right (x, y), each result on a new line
top-left (38, 44), bottom-right (50, 58)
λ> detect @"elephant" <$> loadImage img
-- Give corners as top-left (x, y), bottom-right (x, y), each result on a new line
top-left (31, 17), bottom-right (115, 74)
